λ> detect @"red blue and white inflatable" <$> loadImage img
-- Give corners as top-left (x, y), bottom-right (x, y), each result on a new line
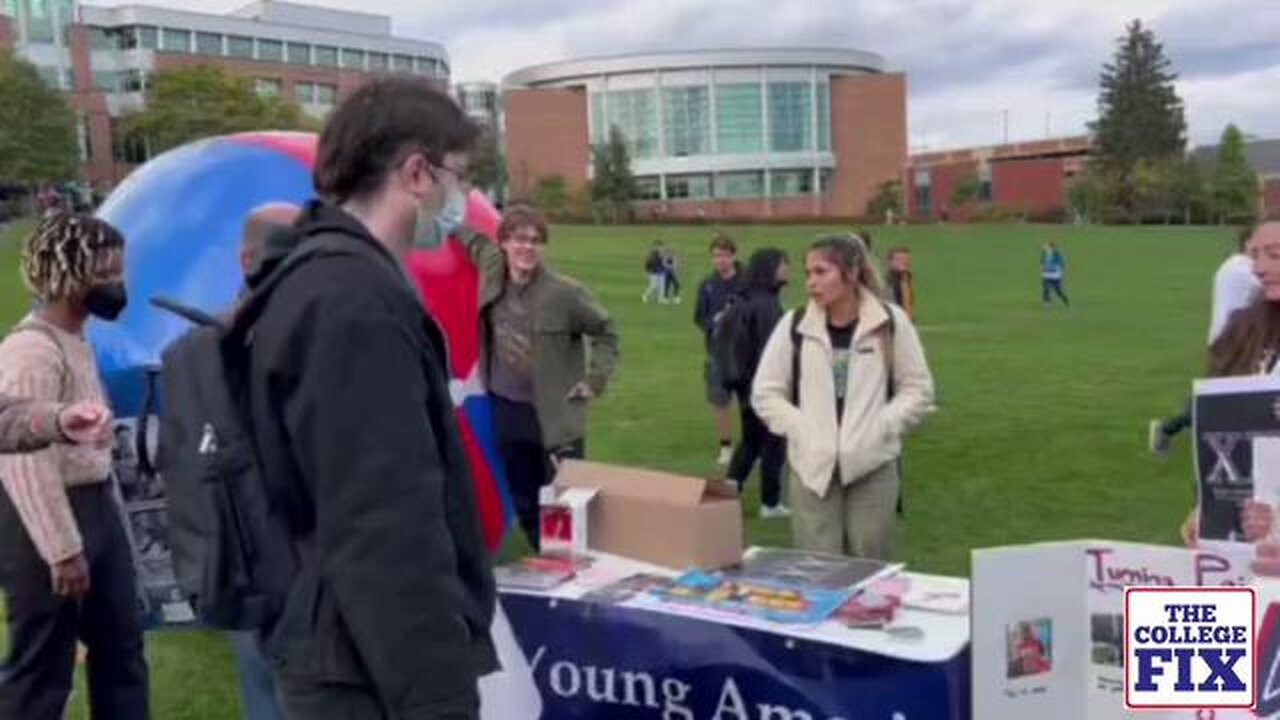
top-left (90, 131), bottom-right (514, 551)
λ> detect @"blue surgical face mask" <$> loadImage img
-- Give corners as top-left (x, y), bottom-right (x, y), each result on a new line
top-left (413, 185), bottom-right (466, 249)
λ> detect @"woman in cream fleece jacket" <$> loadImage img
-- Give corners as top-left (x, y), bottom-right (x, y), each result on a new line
top-left (752, 234), bottom-right (934, 559)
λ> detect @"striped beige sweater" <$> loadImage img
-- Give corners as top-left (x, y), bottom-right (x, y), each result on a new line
top-left (0, 316), bottom-right (111, 564)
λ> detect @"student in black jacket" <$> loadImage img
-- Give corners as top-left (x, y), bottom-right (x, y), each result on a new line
top-left (693, 235), bottom-right (743, 465)
top-left (725, 248), bottom-right (792, 519)
top-left (245, 77), bottom-right (497, 720)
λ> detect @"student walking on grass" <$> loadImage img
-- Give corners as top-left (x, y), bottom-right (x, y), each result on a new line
top-left (753, 234), bottom-right (934, 559)
top-left (1040, 241), bottom-right (1069, 306)
top-left (694, 235), bottom-right (744, 465)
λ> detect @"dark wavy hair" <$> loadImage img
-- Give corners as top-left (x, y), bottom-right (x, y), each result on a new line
top-left (314, 76), bottom-right (478, 203)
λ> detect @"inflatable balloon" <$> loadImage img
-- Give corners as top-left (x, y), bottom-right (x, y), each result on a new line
top-left (93, 131), bottom-right (513, 550)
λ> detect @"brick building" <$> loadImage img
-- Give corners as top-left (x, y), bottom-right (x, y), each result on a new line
top-left (0, 0), bottom-right (448, 190)
top-left (501, 48), bottom-right (907, 220)
top-left (905, 135), bottom-right (1092, 221)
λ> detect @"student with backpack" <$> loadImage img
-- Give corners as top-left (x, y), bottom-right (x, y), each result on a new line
top-left (0, 213), bottom-right (150, 719)
top-left (752, 234), bottom-right (935, 559)
top-left (718, 248), bottom-right (791, 518)
top-left (159, 78), bottom-right (497, 719)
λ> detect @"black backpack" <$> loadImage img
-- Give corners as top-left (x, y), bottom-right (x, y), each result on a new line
top-left (153, 234), bottom-right (349, 630)
top-left (709, 297), bottom-right (754, 389)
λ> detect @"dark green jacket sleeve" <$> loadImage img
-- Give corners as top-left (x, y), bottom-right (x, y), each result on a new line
top-left (571, 286), bottom-right (619, 396)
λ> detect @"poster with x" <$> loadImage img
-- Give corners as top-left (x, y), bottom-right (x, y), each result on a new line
top-left (1194, 376), bottom-right (1280, 549)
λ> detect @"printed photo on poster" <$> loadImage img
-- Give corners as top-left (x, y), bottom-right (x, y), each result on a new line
top-left (1006, 618), bottom-right (1053, 679)
top-left (1090, 613), bottom-right (1123, 667)
top-left (111, 418), bottom-right (194, 628)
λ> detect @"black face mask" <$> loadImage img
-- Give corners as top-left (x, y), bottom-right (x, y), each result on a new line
top-left (85, 283), bottom-right (128, 321)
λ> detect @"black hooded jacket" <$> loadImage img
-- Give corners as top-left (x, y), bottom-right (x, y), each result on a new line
top-left (244, 201), bottom-right (497, 717)
top-left (733, 249), bottom-right (788, 387)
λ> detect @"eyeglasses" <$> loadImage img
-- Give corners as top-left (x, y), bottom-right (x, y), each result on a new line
top-left (431, 162), bottom-right (469, 186)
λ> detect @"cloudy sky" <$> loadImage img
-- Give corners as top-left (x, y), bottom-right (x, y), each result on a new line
top-left (94, 0), bottom-right (1280, 152)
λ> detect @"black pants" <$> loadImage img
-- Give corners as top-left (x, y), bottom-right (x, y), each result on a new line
top-left (1042, 278), bottom-right (1069, 305)
top-left (277, 673), bottom-right (478, 720)
top-left (727, 386), bottom-right (784, 508)
top-left (0, 482), bottom-right (150, 720)
top-left (1160, 397), bottom-right (1193, 437)
top-left (491, 394), bottom-right (584, 552)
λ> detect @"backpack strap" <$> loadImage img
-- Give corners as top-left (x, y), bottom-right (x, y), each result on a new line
top-left (9, 321), bottom-right (72, 403)
top-left (789, 307), bottom-right (805, 406)
top-left (878, 299), bottom-right (897, 402)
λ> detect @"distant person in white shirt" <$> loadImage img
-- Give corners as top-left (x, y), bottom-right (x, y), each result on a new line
top-left (1151, 224), bottom-right (1264, 456)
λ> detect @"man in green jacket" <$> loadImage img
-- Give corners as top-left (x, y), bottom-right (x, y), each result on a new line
top-left (462, 204), bottom-right (618, 550)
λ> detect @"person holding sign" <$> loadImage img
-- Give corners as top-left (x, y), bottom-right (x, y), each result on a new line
top-left (1182, 221), bottom-right (1280, 546)
top-left (752, 234), bottom-right (934, 559)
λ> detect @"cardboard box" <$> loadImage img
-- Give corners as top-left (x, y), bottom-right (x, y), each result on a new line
top-left (553, 460), bottom-right (743, 570)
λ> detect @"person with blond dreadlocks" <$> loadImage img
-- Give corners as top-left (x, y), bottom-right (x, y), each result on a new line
top-left (0, 213), bottom-right (150, 719)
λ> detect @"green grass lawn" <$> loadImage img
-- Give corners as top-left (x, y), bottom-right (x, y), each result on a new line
top-left (0, 218), bottom-right (1235, 717)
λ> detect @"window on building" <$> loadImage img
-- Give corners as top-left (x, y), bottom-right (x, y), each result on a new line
top-left (195, 31), bottom-right (221, 56)
top-left (138, 25), bottom-right (157, 49)
top-left (112, 119), bottom-right (150, 165)
top-left (76, 112), bottom-right (89, 163)
top-left (771, 169), bottom-right (814, 196)
top-left (979, 163), bottom-right (993, 202)
top-left (120, 69), bottom-right (147, 93)
top-left (0, 0), bottom-right (15, 18)
top-left (715, 171), bottom-right (764, 198)
top-left (294, 81), bottom-right (315, 104)
top-left (819, 169), bottom-right (834, 194)
top-left (715, 83), bottom-right (762, 154)
top-left (768, 81), bottom-right (812, 152)
top-left (665, 174), bottom-right (711, 200)
top-left (26, 0), bottom-right (55, 43)
top-left (588, 92), bottom-right (605, 145)
top-left (633, 176), bottom-right (662, 201)
top-left (605, 88), bottom-right (657, 160)
top-left (816, 81), bottom-right (830, 152)
top-left (92, 70), bottom-right (118, 92)
top-left (314, 83), bottom-right (337, 105)
top-left (257, 38), bottom-right (283, 63)
top-left (368, 52), bottom-right (388, 71)
top-left (89, 27), bottom-right (117, 51)
top-left (392, 54), bottom-right (413, 72)
top-left (662, 85), bottom-right (710, 158)
top-left (161, 28), bottom-right (190, 53)
top-left (913, 169), bottom-right (932, 217)
top-left (227, 35), bottom-right (253, 59)
top-left (286, 42), bottom-right (310, 65)
top-left (254, 78), bottom-right (281, 98)
top-left (414, 57), bottom-right (436, 76)
top-left (314, 45), bottom-right (338, 67)
top-left (341, 48), bottom-right (364, 70)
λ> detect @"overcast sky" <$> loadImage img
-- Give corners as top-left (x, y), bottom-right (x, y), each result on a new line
top-left (92, 0), bottom-right (1280, 152)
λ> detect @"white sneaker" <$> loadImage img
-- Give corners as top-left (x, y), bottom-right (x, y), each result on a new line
top-left (717, 446), bottom-right (733, 466)
top-left (759, 504), bottom-right (792, 519)
top-left (1149, 419), bottom-right (1171, 458)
